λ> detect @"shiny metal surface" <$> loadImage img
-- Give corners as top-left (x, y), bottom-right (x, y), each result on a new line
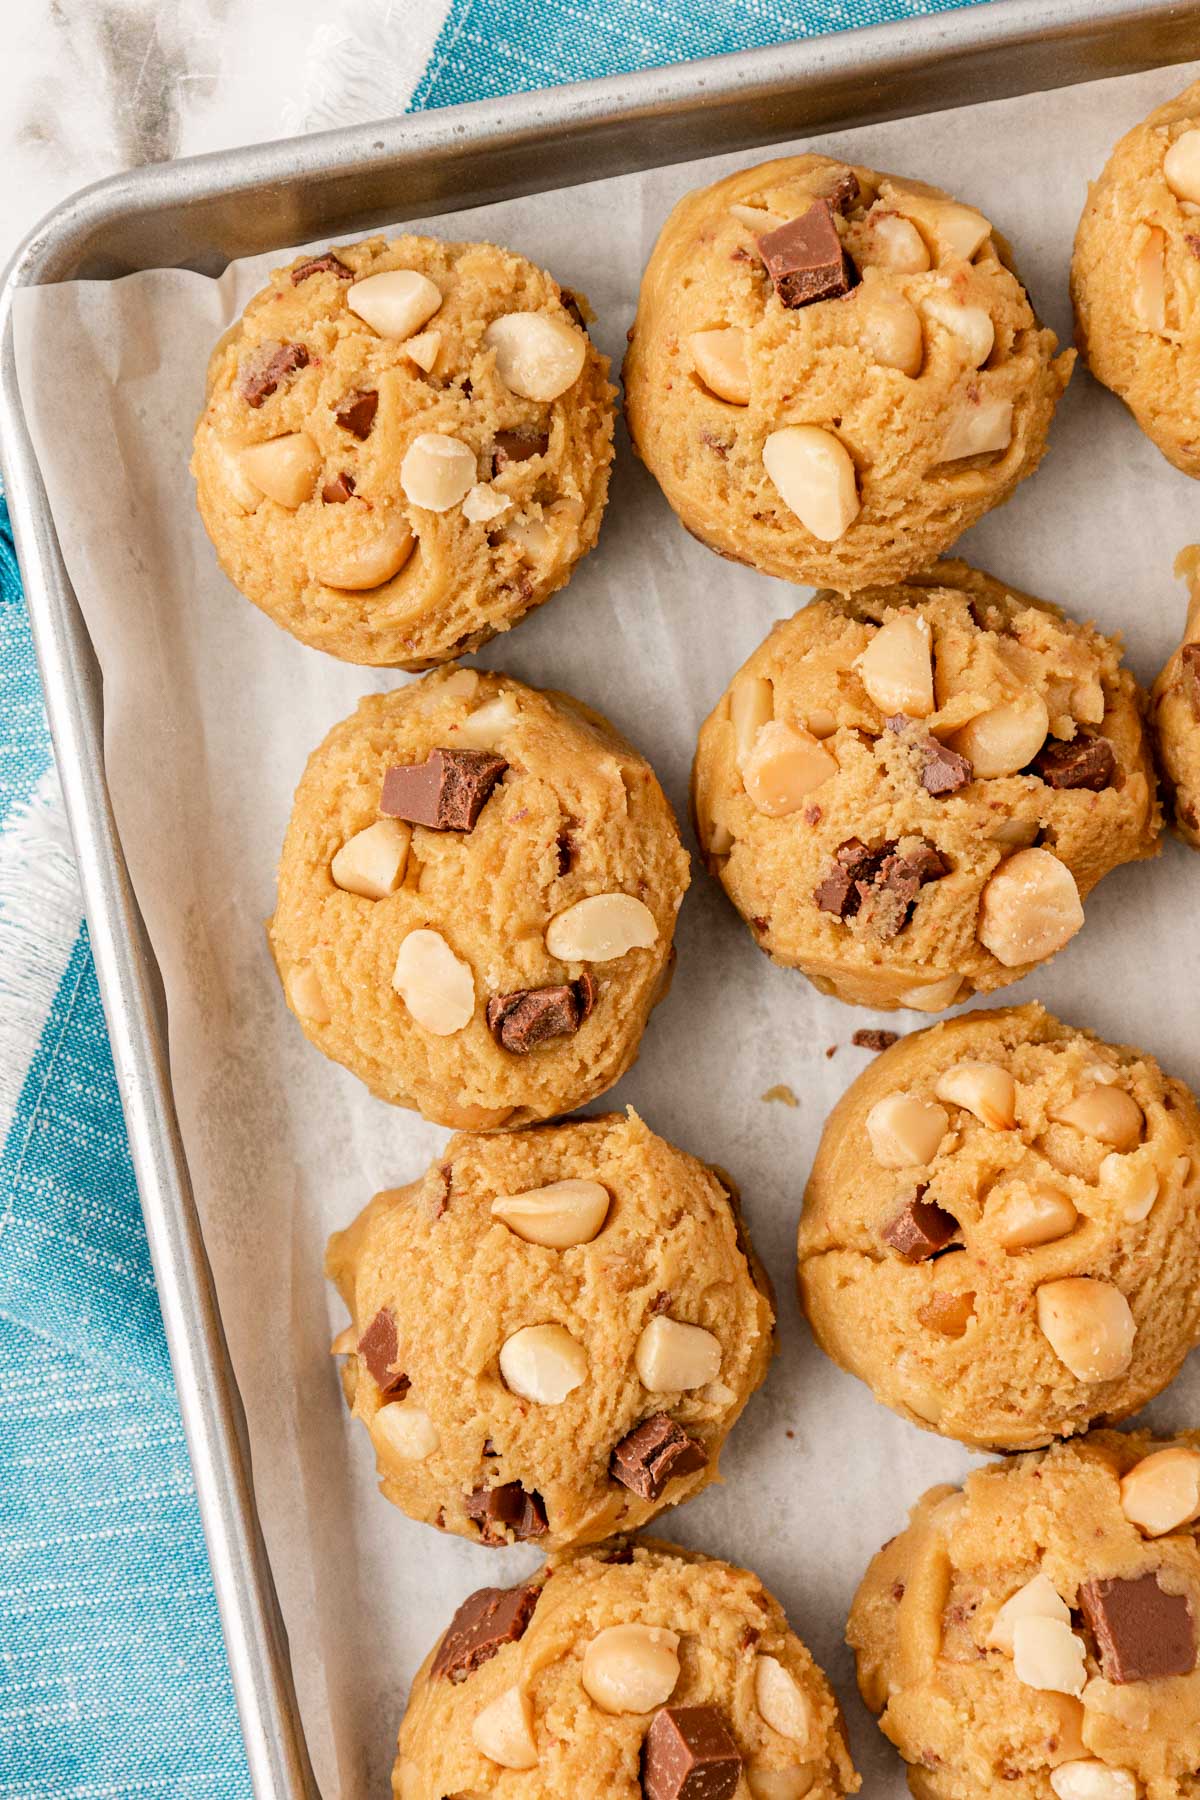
top-left (1, 2), bottom-right (1197, 1792)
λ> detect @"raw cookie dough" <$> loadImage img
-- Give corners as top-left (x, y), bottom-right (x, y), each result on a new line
top-left (326, 1110), bottom-right (775, 1549)
top-left (624, 153), bottom-right (1072, 592)
top-left (192, 234), bottom-right (614, 667)
top-left (269, 667), bottom-right (689, 1127)
top-left (395, 1539), bottom-right (860, 1800)
top-left (849, 1432), bottom-right (1200, 1800)
top-left (797, 1004), bottom-right (1200, 1450)
top-left (691, 562), bottom-right (1160, 1013)
top-left (1150, 546), bottom-right (1200, 848)
top-left (1072, 80), bottom-right (1200, 478)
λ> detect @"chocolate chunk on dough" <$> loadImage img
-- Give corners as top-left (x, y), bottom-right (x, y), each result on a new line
top-left (1030, 735), bottom-right (1117, 791)
top-left (381, 748), bottom-right (508, 831)
top-left (357, 1308), bottom-right (410, 1399)
top-left (291, 252), bottom-right (353, 283)
top-left (758, 200), bottom-right (858, 308)
top-left (334, 389), bottom-right (379, 439)
top-left (241, 340), bottom-right (309, 408)
top-left (642, 1705), bottom-right (743, 1800)
top-left (611, 1413), bottom-right (707, 1500)
top-left (486, 972), bottom-right (596, 1053)
top-left (1078, 1572), bottom-right (1197, 1683)
top-left (882, 1192), bottom-right (959, 1262)
top-left (492, 430), bottom-right (550, 473)
top-left (464, 1481), bottom-right (548, 1544)
top-left (431, 1582), bottom-right (541, 1682)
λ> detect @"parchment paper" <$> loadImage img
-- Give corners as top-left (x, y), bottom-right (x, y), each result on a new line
top-left (14, 60), bottom-right (1200, 1799)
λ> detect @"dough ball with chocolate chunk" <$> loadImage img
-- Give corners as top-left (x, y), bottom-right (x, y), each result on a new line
top-left (326, 1110), bottom-right (774, 1548)
top-left (624, 153), bottom-right (1072, 592)
top-left (270, 668), bottom-right (688, 1126)
top-left (395, 1540), bottom-right (859, 1800)
top-left (1072, 79), bottom-right (1200, 478)
top-left (798, 1003), bottom-right (1200, 1450)
top-left (849, 1432), bottom-right (1200, 1800)
top-left (191, 234), bottom-right (613, 667)
top-left (1150, 545), bottom-right (1200, 848)
top-left (691, 562), bottom-right (1159, 1013)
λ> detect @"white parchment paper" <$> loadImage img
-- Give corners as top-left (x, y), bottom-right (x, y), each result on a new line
top-left (14, 60), bottom-right (1200, 1799)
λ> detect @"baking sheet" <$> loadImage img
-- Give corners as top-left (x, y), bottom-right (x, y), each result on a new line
top-left (13, 59), bottom-right (1200, 1798)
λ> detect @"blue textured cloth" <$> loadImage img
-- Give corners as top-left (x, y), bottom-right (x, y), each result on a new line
top-left (0, 1), bottom-right (994, 1793)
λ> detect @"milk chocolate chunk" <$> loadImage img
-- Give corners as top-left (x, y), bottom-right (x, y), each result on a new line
top-left (291, 252), bottom-right (353, 283)
top-left (853, 1028), bottom-right (900, 1052)
top-left (918, 737), bottom-right (973, 795)
top-left (357, 1307), bottom-right (410, 1398)
top-left (321, 472), bottom-right (356, 504)
top-left (826, 168), bottom-right (861, 214)
top-left (431, 1581), bottom-right (541, 1682)
top-left (1181, 643), bottom-right (1200, 722)
top-left (486, 973), bottom-right (596, 1054)
top-left (1030, 735), bottom-right (1116, 791)
top-left (492, 430), bottom-right (550, 474)
top-left (380, 748), bottom-right (508, 831)
top-left (1078, 1572), bottom-right (1197, 1683)
top-left (813, 836), bottom-right (882, 919)
top-left (241, 341), bottom-right (310, 408)
top-left (819, 836), bottom-right (946, 939)
top-left (642, 1705), bottom-right (743, 1800)
top-left (464, 1480), bottom-right (548, 1544)
top-left (610, 1413), bottom-right (707, 1501)
top-left (758, 200), bottom-right (858, 308)
top-left (882, 1190), bottom-right (959, 1261)
top-left (334, 389), bottom-right (379, 439)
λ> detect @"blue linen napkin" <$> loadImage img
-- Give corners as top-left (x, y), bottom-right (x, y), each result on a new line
top-left (0, 0), bottom-right (993, 1791)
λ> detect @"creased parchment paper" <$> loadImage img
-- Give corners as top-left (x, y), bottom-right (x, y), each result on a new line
top-left (13, 60), bottom-right (1200, 1799)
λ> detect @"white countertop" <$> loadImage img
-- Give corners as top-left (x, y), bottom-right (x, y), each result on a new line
top-left (5, 0), bottom-right (450, 260)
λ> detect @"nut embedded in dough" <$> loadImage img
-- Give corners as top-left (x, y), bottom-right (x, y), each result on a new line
top-left (396, 1542), bottom-right (859, 1800)
top-left (191, 233), bottom-right (614, 667)
top-left (325, 1111), bottom-right (774, 1548)
top-left (798, 1003), bottom-right (1200, 1449)
top-left (625, 152), bottom-right (1072, 590)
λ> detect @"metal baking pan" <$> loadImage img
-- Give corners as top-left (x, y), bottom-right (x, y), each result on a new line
top-left (2, 1), bottom-right (1198, 1791)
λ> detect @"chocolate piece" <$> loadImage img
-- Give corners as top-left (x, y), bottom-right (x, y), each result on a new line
top-left (430, 1581), bottom-right (541, 1682)
top-left (813, 836), bottom-right (883, 919)
top-left (853, 1029), bottom-right (900, 1052)
top-left (642, 1705), bottom-right (743, 1800)
top-left (1078, 1573), bottom-right (1197, 1683)
top-left (816, 836), bottom-right (947, 938)
top-left (610, 1413), bottom-right (707, 1501)
top-left (380, 748), bottom-right (508, 832)
top-left (357, 1308), bottom-right (410, 1398)
top-left (1030, 735), bottom-right (1117, 791)
top-left (882, 1192), bottom-right (959, 1262)
top-left (1182, 643), bottom-right (1200, 722)
top-left (486, 975), bottom-right (594, 1054)
top-left (464, 1481), bottom-right (548, 1544)
top-left (241, 341), bottom-right (309, 408)
top-left (649, 1290), bottom-right (673, 1315)
top-left (918, 737), bottom-right (973, 796)
top-left (826, 168), bottom-right (861, 214)
top-left (492, 430), bottom-right (550, 475)
top-left (758, 200), bottom-right (858, 308)
top-left (321, 471), bottom-right (356, 504)
top-left (334, 389), bottom-right (379, 439)
top-left (291, 252), bottom-right (352, 283)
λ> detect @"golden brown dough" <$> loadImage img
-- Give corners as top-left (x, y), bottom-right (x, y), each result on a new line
top-left (1150, 546), bottom-right (1200, 847)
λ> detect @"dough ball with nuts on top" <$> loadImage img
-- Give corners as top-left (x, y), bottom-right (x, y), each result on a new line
top-left (395, 1538), bottom-right (859, 1800)
top-left (797, 1003), bottom-right (1200, 1450)
top-left (1072, 79), bottom-right (1200, 478)
top-left (691, 561), bottom-right (1160, 1014)
top-left (623, 152), bottom-right (1072, 593)
top-left (849, 1431), bottom-right (1200, 1800)
top-left (269, 666), bottom-right (689, 1128)
top-left (326, 1109), bottom-right (774, 1550)
top-left (1150, 544), bottom-right (1200, 848)
top-left (191, 233), bottom-right (613, 667)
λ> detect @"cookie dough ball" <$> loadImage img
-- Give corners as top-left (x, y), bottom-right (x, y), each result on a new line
top-left (192, 235), bottom-right (614, 667)
top-left (849, 1432), bottom-right (1200, 1800)
top-left (798, 1004), bottom-right (1200, 1450)
top-left (624, 154), bottom-right (1072, 592)
top-left (1150, 546), bottom-right (1200, 847)
top-left (326, 1110), bottom-right (774, 1549)
top-left (396, 1539), bottom-right (860, 1800)
top-left (692, 562), bottom-right (1160, 1013)
top-left (1072, 81), bottom-right (1200, 477)
top-left (269, 667), bottom-right (689, 1127)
